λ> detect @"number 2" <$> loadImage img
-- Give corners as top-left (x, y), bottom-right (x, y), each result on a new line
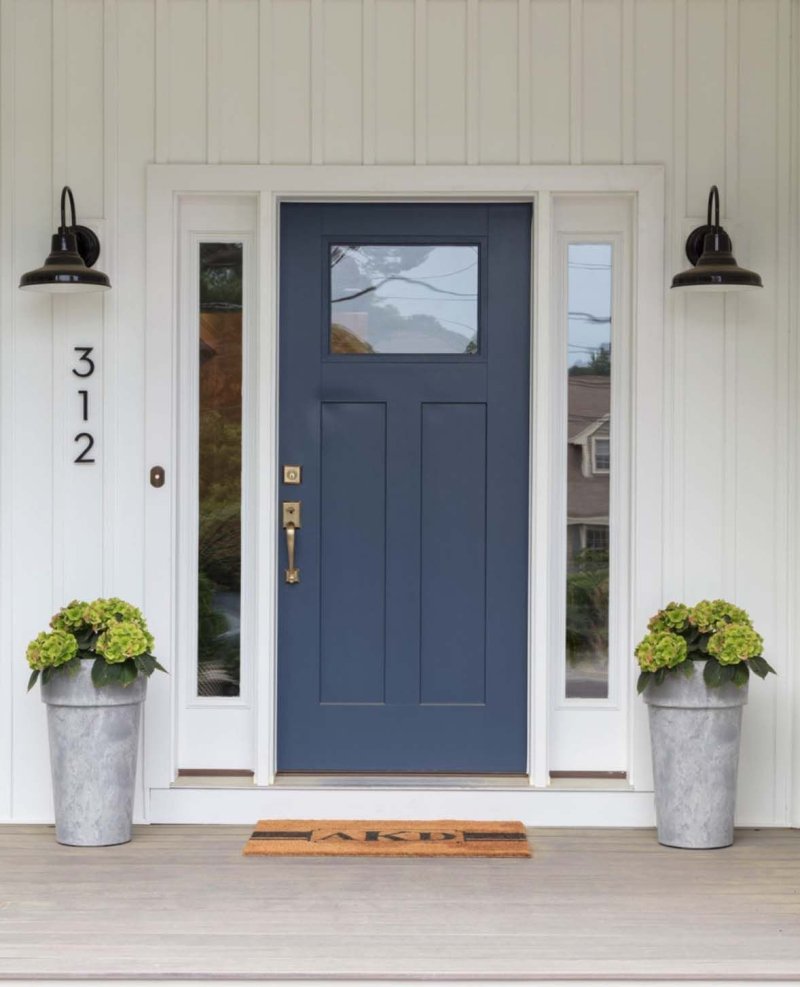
top-left (74, 433), bottom-right (95, 464)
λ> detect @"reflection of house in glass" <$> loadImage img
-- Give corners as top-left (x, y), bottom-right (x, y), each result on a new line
top-left (565, 372), bottom-right (610, 700)
top-left (567, 374), bottom-right (610, 566)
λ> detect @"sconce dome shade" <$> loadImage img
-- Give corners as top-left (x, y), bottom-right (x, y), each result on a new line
top-left (671, 185), bottom-right (763, 293)
top-left (19, 187), bottom-right (111, 294)
top-left (671, 227), bottom-right (762, 292)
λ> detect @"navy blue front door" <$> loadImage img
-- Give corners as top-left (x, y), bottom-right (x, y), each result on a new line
top-left (278, 203), bottom-right (531, 773)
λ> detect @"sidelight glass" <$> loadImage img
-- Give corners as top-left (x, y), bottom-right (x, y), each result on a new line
top-left (330, 244), bottom-right (479, 354)
top-left (565, 243), bottom-right (612, 700)
top-left (197, 242), bottom-right (243, 698)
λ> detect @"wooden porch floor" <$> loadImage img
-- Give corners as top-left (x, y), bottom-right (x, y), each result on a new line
top-left (0, 825), bottom-right (799, 981)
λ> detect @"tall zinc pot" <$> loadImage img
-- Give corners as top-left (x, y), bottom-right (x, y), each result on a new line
top-left (27, 597), bottom-right (164, 847)
top-left (643, 659), bottom-right (746, 849)
top-left (42, 660), bottom-right (146, 846)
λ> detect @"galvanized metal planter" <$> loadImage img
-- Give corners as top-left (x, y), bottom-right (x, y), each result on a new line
top-left (643, 659), bottom-right (747, 849)
top-left (41, 660), bottom-right (146, 846)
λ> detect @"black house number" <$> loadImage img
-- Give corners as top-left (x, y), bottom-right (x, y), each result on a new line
top-left (72, 346), bottom-right (96, 464)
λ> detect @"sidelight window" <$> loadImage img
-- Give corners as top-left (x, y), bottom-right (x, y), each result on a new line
top-left (197, 242), bottom-right (243, 698)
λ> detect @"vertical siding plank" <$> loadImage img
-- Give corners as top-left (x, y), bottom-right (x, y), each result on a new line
top-left (154, 0), bottom-right (169, 163)
top-left (666, 0), bottom-right (688, 598)
top-left (773, 0), bottom-right (793, 825)
top-left (581, 0), bottom-right (623, 163)
top-left (375, 0), bottom-right (415, 163)
top-left (167, 0), bottom-right (207, 162)
top-left (477, 0), bottom-right (518, 163)
top-left (0, 0), bottom-right (15, 820)
top-left (258, 0), bottom-right (272, 163)
top-left (60, 0), bottom-right (106, 604)
top-left (529, 0), bottom-right (570, 163)
top-left (426, 0), bottom-right (467, 163)
top-left (466, 0), bottom-right (478, 163)
top-left (322, 0), bottom-right (362, 163)
top-left (414, 0), bottom-right (427, 162)
top-left (12, 0), bottom-right (55, 822)
top-left (362, 0), bottom-right (376, 163)
top-left (517, 0), bottom-right (530, 164)
top-left (686, 0), bottom-right (725, 213)
top-left (102, 0), bottom-right (118, 597)
top-left (735, 0), bottom-right (780, 823)
top-left (271, 0), bottom-right (311, 163)
top-left (219, 0), bottom-right (260, 163)
top-left (207, 0), bottom-right (220, 163)
top-left (310, 0), bottom-right (323, 163)
top-left (569, 0), bottom-right (582, 162)
top-left (621, 0), bottom-right (634, 163)
top-left (633, 0), bottom-right (673, 166)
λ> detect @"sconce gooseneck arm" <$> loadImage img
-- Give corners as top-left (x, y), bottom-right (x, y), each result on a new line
top-left (707, 185), bottom-right (721, 233)
top-left (59, 186), bottom-right (77, 234)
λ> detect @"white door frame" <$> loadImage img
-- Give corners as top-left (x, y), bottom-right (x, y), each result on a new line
top-left (145, 164), bottom-right (665, 816)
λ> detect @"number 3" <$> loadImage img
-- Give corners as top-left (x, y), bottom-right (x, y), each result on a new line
top-left (72, 346), bottom-right (95, 378)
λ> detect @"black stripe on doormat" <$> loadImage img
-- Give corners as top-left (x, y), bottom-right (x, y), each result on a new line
top-left (463, 831), bottom-right (528, 841)
top-left (250, 831), bottom-right (314, 841)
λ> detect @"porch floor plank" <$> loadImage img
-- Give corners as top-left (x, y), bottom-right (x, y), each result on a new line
top-left (0, 825), bottom-right (798, 980)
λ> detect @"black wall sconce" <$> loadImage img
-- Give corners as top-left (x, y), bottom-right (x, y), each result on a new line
top-left (671, 185), bottom-right (762, 292)
top-left (19, 186), bottom-right (111, 294)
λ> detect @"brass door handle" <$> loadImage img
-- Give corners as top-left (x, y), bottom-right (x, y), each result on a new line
top-left (282, 501), bottom-right (301, 584)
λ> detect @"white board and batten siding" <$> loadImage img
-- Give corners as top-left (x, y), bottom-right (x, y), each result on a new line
top-left (0, 0), bottom-right (798, 826)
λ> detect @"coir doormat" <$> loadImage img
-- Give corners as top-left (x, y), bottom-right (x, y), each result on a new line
top-left (243, 819), bottom-right (531, 857)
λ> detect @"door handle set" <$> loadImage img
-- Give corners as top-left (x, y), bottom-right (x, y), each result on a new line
top-left (282, 500), bottom-right (301, 584)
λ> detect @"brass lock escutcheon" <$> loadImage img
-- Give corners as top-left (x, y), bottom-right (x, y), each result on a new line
top-left (282, 501), bottom-right (301, 584)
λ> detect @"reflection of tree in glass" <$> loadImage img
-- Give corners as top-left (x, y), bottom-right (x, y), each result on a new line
top-left (566, 548), bottom-right (609, 665)
top-left (569, 342), bottom-right (611, 376)
top-left (197, 258), bottom-right (243, 696)
top-left (200, 243), bottom-right (243, 310)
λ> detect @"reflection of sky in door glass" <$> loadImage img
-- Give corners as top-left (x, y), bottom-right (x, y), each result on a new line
top-left (330, 244), bottom-right (478, 354)
top-left (568, 243), bottom-right (612, 369)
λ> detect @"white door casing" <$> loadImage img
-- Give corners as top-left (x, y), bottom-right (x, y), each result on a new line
top-left (145, 165), bottom-right (665, 823)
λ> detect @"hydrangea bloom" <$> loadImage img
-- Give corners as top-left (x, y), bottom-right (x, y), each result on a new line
top-left (635, 631), bottom-right (687, 672)
top-left (707, 622), bottom-right (764, 665)
top-left (26, 630), bottom-right (78, 671)
top-left (648, 602), bottom-right (691, 634)
top-left (50, 600), bottom-right (89, 633)
top-left (690, 599), bottom-right (752, 634)
top-left (95, 620), bottom-right (154, 664)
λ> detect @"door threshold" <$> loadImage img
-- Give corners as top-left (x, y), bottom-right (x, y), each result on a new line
top-left (273, 773), bottom-right (531, 790)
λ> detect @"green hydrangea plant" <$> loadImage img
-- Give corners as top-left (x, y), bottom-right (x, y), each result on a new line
top-left (26, 597), bottom-right (165, 691)
top-left (636, 599), bottom-right (775, 693)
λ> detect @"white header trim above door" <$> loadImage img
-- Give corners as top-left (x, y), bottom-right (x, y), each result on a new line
top-left (145, 165), bottom-right (665, 813)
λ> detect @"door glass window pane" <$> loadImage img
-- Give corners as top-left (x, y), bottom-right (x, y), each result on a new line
top-left (566, 243), bottom-right (612, 700)
top-left (330, 244), bottom-right (479, 354)
top-left (198, 242), bottom-right (243, 697)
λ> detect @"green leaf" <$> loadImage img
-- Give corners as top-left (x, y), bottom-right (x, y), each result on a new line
top-left (91, 656), bottom-right (109, 688)
top-left (636, 670), bottom-right (651, 694)
top-left (654, 667), bottom-right (667, 686)
top-left (151, 657), bottom-right (168, 674)
top-left (63, 655), bottom-right (82, 677)
top-left (103, 662), bottom-right (125, 686)
top-left (732, 662), bottom-right (750, 687)
top-left (135, 653), bottom-right (156, 677)
top-left (748, 655), bottom-right (777, 679)
top-left (41, 666), bottom-right (54, 686)
top-left (703, 658), bottom-right (724, 688)
top-left (119, 659), bottom-right (138, 687)
top-left (680, 660), bottom-right (695, 678)
top-left (27, 669), bottom-right (40, 692)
